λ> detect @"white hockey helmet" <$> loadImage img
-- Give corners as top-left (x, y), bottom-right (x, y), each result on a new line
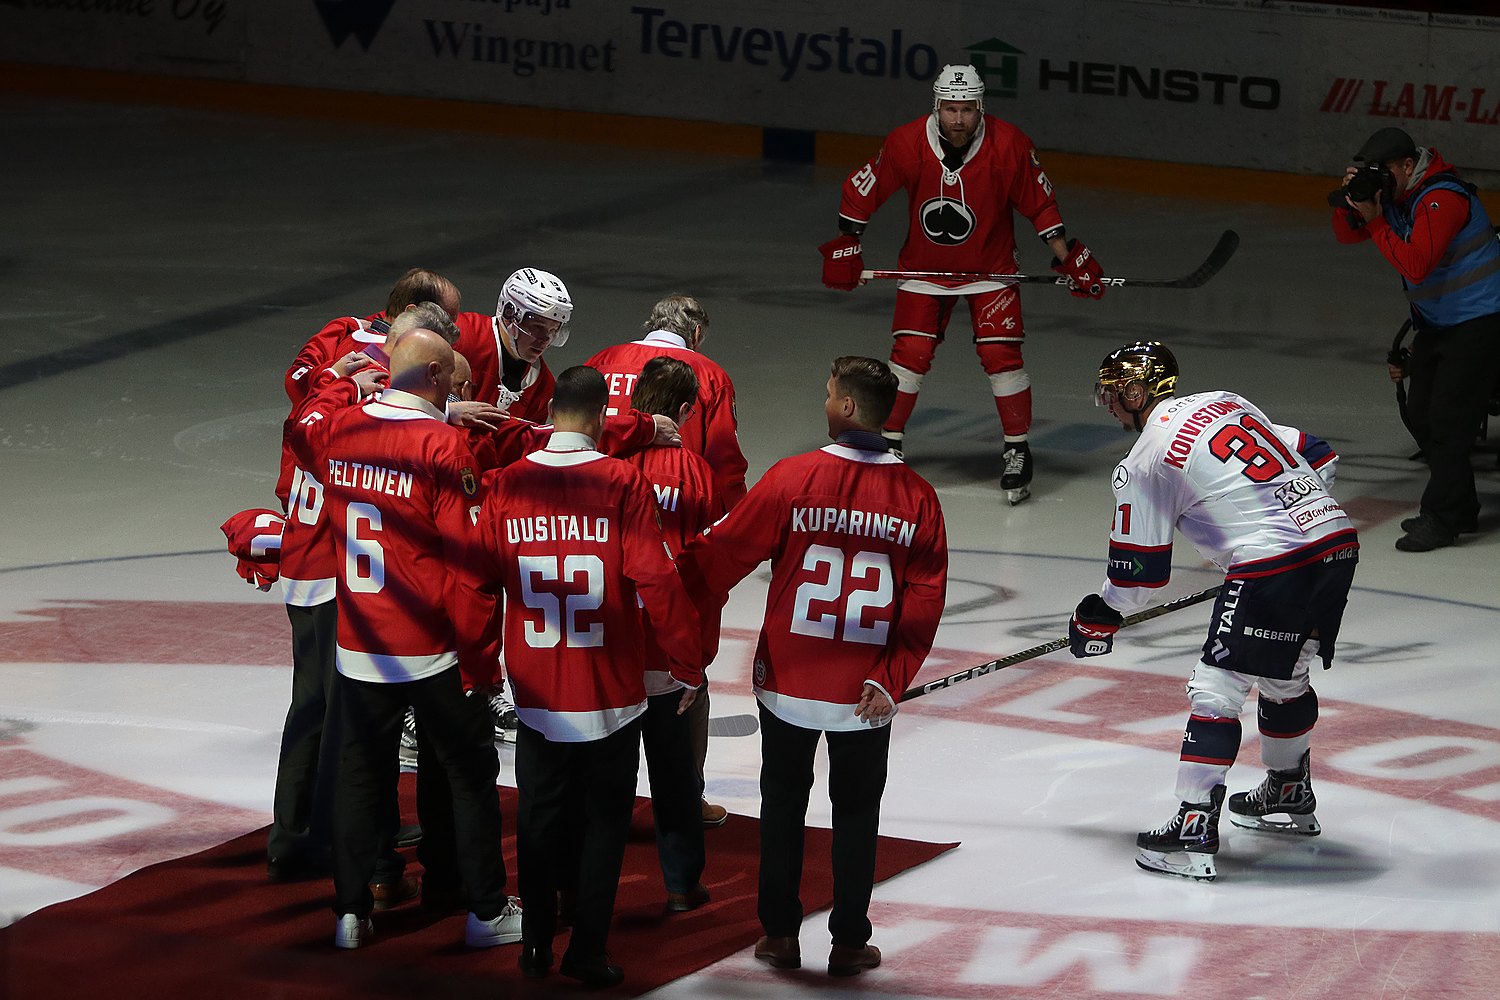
top-left (497, 267), bottom-right (573, 348)
top-left (932, 64), bottom-right (985, 112)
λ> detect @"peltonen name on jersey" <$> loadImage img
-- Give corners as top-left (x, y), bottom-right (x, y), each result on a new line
top-left (325, 460), bottom-right (414, 498)
top-left (1161, 398), bottom-right (1244, 469)
top-left (505, 514), bottom-right (611, 544)
top-left (792, 505), bottom-right (916, 546)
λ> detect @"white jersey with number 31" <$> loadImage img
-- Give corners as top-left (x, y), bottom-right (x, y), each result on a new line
top-left (1100, 390), bottom-right (1356, 616)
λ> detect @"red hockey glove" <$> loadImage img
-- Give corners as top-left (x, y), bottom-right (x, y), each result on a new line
top-left (1051, 238), bottom-right (1106, 299)
top-left (1068, 594), bottom-right (1123, 658)
top-left (818, 234), bottom-right (864, 291)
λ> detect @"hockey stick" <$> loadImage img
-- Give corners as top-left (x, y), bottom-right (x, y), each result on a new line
top-left (861, 229), bottom-right (1240, 291)
top-left (900, 585), bottom-right (1222, 703)
top-left (708, 713), bottom-right (759, 737)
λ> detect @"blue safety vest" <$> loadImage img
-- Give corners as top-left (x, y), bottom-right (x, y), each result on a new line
top-left (1384, 173), bottom-right (1500, 328)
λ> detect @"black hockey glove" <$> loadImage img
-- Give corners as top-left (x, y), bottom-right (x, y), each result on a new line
top-left (1068, 594), bottom-right (1123, 658)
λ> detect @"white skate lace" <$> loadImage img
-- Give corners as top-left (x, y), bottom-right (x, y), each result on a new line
top-left (1003, 448), bottom-right (1025, 476)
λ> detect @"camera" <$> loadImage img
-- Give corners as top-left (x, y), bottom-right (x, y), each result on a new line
top-left (1327, 162), bottom-right (1394, 208)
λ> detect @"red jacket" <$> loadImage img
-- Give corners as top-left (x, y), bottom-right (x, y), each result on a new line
top-left (585, 331), bottom-right (749, 508)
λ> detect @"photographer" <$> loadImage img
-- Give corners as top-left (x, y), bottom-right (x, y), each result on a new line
top-left (1332, 127), bottom-right (1500, 552)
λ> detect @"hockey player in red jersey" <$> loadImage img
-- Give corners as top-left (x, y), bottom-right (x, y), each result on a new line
top-left (454, 267), bottom-right (572, 422)
top-left (679, 356), bottom-right (947, 977)
top-left (820, 64), bottom-right (1107, 504)
top-left (291, 329), bottom-right (520, 951)
top-left (473, 365), bottom-right (703, 987)
top-left (284, 267), bottom-right (461, 406)
top-left (585, 294), bottom-right (749, 508)
top-left (620, 357), bottom-right (723, 906)
top-left (1068, 342), bottom-right (1359, 882)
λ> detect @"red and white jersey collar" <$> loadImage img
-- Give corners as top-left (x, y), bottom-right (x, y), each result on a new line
top-left (638, 329), bottom-right (692, 351)
top-left (369, 387), bottom-right (447, 422)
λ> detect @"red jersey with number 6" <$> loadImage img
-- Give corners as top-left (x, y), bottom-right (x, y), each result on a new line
top-left (290, 387), bottom-right (497, 688)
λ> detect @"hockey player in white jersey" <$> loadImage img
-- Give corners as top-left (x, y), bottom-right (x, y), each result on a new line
top-left (1067, 342), bottom-right (1359, 881)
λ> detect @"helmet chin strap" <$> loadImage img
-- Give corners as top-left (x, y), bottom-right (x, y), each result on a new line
top-left (1132, 394), bottom-right (1170, 432)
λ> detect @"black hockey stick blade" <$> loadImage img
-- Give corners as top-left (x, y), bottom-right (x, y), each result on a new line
top-left (900, 585), bottom-right (1222, 703)
top-left (861, 229), bottom-right (1240, 291)
top-left (1139, 228), bottom-right (1240, 289)
top-left (707, 713), bottom-right (759, 737)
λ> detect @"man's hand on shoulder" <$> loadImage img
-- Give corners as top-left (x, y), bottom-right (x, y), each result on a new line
top-left (448, 401), bottom-right (508, 431)
top-left (653, 413), bottom-right (682, 447)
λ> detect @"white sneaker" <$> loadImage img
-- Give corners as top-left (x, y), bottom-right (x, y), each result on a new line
top-left (464, 897), bottom-right (523, 947)
top-left (334, 913), bottom-right (373, 949)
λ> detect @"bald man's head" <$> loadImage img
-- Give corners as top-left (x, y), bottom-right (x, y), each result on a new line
top-left (387, 328), bottom-right (454, 406)
top-left (452, 350), bottom-right (475, 402)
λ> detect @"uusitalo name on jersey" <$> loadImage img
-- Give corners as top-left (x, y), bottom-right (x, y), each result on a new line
top-left (326, 460), bottom-right (414, 498)
top-left (632, 6), bottom-right (940, 83)
top-left (1161, 398), bottom-right (1245, 469)
top-left (792, 505), bottom-right (917, 547)
top-left (506, 514), bottom-right (611, 544)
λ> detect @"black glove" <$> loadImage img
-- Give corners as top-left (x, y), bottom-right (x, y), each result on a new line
top-left (1068, 594), bottom-right (1123, 658)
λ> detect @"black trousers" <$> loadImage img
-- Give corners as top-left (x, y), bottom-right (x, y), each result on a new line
top-left (642, 691), bottom-right (705, 893)
top-left (1407, 311), bottom-right (1500, 533)
top-left (757, 704), bottom-right (891, 949)
top-left (268, 600), bottom-right (340, 864)
top-left (332, 667), bottom-right (508, 919)
top-left (515, 717), bottom-right (641, 960)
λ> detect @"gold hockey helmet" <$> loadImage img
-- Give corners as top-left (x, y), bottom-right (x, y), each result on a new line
top-left (1095, 341), bottom-right (1179, 408)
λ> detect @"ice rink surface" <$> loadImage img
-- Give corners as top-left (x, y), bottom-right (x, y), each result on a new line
top-left (2, 95), bottom-right (1499, 998)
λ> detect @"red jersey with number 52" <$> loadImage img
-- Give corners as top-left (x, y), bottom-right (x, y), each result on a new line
top-left (475, 437), bottom-right (703, 742)
top-left (679, 443), bottom-right (948, 731)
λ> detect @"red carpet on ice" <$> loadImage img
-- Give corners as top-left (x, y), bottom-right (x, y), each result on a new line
top-left (0, 775), bottom-right (956, 998)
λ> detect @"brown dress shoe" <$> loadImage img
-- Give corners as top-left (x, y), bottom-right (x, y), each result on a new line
top-left (665, 883), bottom-right (710, 913)
top-left (370, 873), bottom-right (421, 911)
top-left (754, 935), bottom-right (801, 969)
top-left (701, 799), bottom-right (729, 828)
top-left (828, 943), bottom-right (881, 977)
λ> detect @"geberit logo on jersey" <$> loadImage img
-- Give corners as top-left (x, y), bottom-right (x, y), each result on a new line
top-left (631, 6), bottom-right (941, 82)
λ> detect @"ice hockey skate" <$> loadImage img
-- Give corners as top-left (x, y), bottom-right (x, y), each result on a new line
top-left (1228, 750), bottom-right (1320, 835)
top-left (1135, 784), bottom-right (1224, 882)
top-left (881, 430), bottom-right (904, 459)
top-left (489, 691), bottom-right (519, 744)
top-left (1001, 440), bottom-right (1032, 505)
top-left (399, 707), bottom-right (419, 768)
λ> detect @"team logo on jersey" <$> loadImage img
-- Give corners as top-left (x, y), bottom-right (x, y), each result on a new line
top-left (920, 197), bottom-right (976, 246)
top-left (460, 467), bottom-right (478, 497)
top-left (1112, 465), bottom-right (1130, 490)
